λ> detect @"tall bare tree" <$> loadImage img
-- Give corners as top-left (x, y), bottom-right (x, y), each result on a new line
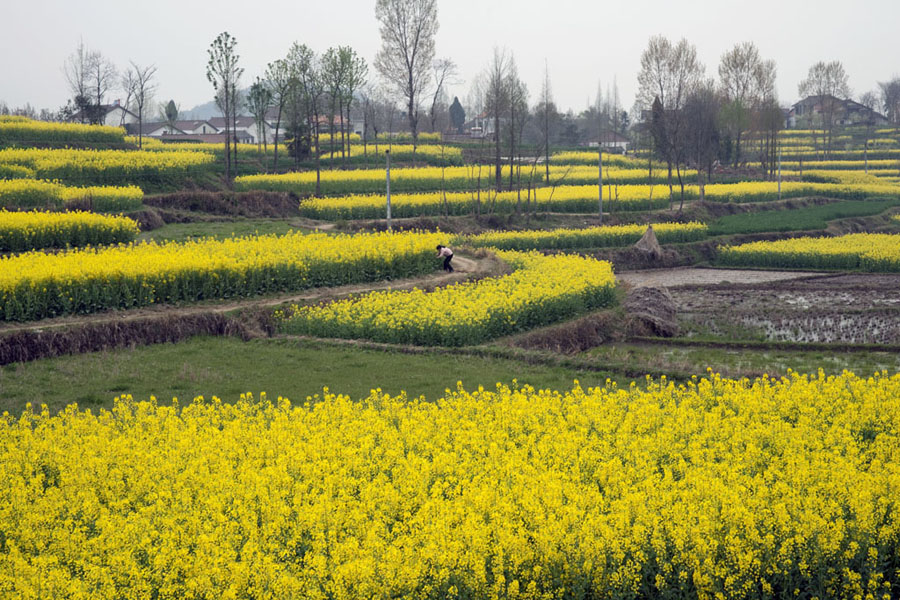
top-left (505, 57), bottom-right (529, 190)
top-left (682, 81), bottom-right (721, 206)
top-left (321, 47), bottom-right (347, 162)
top-left (753, 60), bottom-right (780, 179)
top-left (125, 61), bottom-right (157, 149)
top-left (859, 90), bottom-right (880, 173)
top-left (248, 77), bottom-right (273, 155)
top-left (374, 0), bottom-right (438, 149)
top-left (265, 58), bottom-right (291, 170)
top-left (64, 41), bottom-right (93, 123)
top-left (120, 70), bottom-right (137, 128)
top-left (799, 61), bottom-right (851, 157)
top-left (429, 58), bottom-right (458, 133)
top-left (483, 48), bottom-right (511, 192)
top-left (536, 62), bottom-right (557, 183)
top-left (288, 43), bottom-right (325, 196)
top-left (206, 31), bottom-right (243, 181)
top-left (718, 42), bottom-right (772, 166)
top-left (341, 48), bottom-right (368, 163)
top-left (879, 77), bottom-right (900, 125)
top-left (637, 35), bottom-right (704, 203)
top-left (87, 51), bottom-right (117, 125)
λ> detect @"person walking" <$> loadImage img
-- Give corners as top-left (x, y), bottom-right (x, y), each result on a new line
top-left (437, 244), bottom-right (454, 273)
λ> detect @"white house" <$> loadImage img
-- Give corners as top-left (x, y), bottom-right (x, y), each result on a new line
top-left (209, 116), bottom-right (267, 144)
top-left (588, 131), bottom-right (630, 153)
top-left (68, 101), bottom-right (138, 127)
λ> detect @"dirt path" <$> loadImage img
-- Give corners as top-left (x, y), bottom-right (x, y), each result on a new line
top-left (0, 254), bottom-right (497, 335)
top-left (617, 267), bottom-right (828, 289)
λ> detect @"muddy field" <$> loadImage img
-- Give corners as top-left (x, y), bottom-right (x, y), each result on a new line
top-left (659, 273), bottom-right (900, 344)
top-left (617, 267), bottom-right (822, 288)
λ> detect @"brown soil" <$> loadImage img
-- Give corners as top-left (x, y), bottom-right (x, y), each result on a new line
top-left (666, 273), bottom-right (900, 345)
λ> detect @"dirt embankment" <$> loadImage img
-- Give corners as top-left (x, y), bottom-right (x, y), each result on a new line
top-left (127, 191), bottom-right (302, 231)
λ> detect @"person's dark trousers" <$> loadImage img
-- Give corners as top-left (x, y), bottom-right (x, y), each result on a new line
top-left (443, 255), bottom-right (454, 272)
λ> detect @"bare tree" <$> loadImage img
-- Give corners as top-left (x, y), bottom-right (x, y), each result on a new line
top-left (64, 41), bottom-right (92, 123)
top-left (206, 31), bottom-right (243, 181)
top-left (682, 81), bottom-right (721, 206)
top-left (265, 58), bottom-right (292, 170)
top-left (289, 43), bottom-right (325, 196)
top-left (536, 62), bottom-right (557, 183)
top-left (374, 0), bottom-right (438, 149)
top-left (321, 47), bottom-right (347, 162)
top-left (124, 61), bottom-right (156, 148)
top-left (429, 58), bottom-right (458, 133)
top-left (341, 47), bottom-right (368, 164)
top-left (483, 48), bottom-right (511, 192)
top-left (859, 90), bottom-right (880, 173)
top-left (87, 51), bottom-right (118, 125)
top-left (637, 35), bottom-right (704, 203)
top-left (505, 57), bottom-right (529, 190)
top-left (718, 42), bottom-right (772, 167)
top-left (879, 77), bottom-right (900, 125)
top-left (248, 77), bottom-right (273, 155)
top-left (753, 60), bottom-right (780, 179)
top-left (799, 61), bottom-right (851, 157)
top-left (120, 70), bottom-right (136, 128)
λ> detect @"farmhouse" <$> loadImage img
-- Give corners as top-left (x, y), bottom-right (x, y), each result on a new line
top-left (588, 130), bottom-right (630, 153)
top-left (208, 116), bottom-right (268, 144)
top-left (787, 95), bottom-right (889, 128)
top-left (67, 102), bottom-right (138, 127)
top-left (125, 119), bottom-right (220, 138)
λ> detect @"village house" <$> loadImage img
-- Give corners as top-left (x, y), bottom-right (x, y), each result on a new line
top-left (67, 101), bottom-right (138, 127)
top-left (787, 95), bottom-right (889, 129)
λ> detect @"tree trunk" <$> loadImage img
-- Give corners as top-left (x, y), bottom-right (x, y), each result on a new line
top-left (494, 112), bottom-right (502, 192)
top-left (313, 103), bottom-right (322, 197)
top-left (667, 162), bottom-right (673, 209)
top-left (339, 95), bottom-right (346, 164)
top-left (273, 105), bottom-right (282, 171)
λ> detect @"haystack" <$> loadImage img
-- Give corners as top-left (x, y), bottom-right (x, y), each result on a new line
top-left (633, 225), bottom-right (662, 259)
top-left (624, 286), bottom-right (679, 338)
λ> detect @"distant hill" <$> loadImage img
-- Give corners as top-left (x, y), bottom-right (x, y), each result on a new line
top-left (182, 97), bottom-right (223, 121)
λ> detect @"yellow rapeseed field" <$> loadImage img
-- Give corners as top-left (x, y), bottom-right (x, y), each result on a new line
top-left (0, 147), bottom-right (213, 186)
top-left (0, 179), bottom-right (143, 212)
top-left (236, 165), bottom-right (536, 196)
top-left (299, 184), bottom-right (671, 219)
top-left (0, 117), bottom-right (125, 145)
top-left (464, 222), bottom-right (707, 250)
top-left (280, 251), bottom-right (617, 345)
top-left (2, 371), bottom-right (899, 599)
top-left (719, 232), bottom-right (900, 271)
top-left (0, 210), bottom-right (139, 252)
top-left (0, 230), bottom-right (444, 321)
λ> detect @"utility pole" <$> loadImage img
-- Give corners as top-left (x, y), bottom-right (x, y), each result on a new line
top-left (598, 146), bottom-right (604, 222)
top-left (385, 149), bottom-right (392, 232)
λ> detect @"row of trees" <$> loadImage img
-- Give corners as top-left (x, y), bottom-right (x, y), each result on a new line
top-left (63, 42), bottom-right (161, 148)
top-left (635, 36), bottom-right (782, 209)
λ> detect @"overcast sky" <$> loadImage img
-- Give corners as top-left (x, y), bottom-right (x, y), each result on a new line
top-left (2, 0), bottom-right (898, 116)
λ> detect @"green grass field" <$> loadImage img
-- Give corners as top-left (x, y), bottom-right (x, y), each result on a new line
top-left (709, 198), bottom-right (900, 235)
top-left (0, 336), bottom-right (610, 415)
